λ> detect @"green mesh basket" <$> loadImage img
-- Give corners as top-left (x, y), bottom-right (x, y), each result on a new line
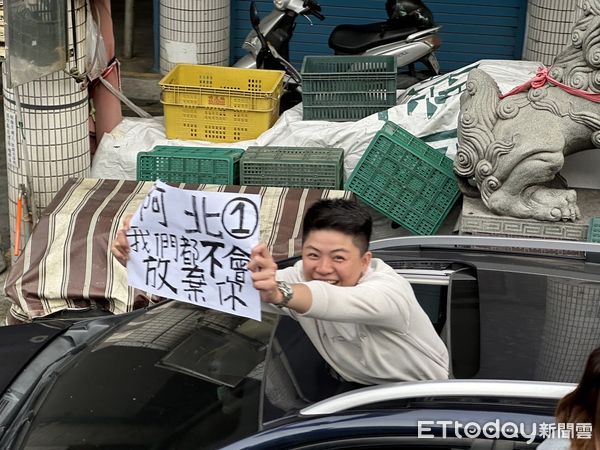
top-left (137, 146), bottom-right (244, 185)
top-left (346, 121), bottom-right (461, 235)
top-left (301, 55), bottom-right (397, 121)
top-left (240, 146), bottom-right (344, 189)
top-left (589, 217), bottom-right (600, 243)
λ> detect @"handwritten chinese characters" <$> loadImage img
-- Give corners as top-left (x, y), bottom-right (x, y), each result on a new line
top-left (127, 181), bottom-right (261, 320)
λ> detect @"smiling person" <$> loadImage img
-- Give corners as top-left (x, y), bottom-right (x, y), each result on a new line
top-left (247, 199), bottom-right (449, 386)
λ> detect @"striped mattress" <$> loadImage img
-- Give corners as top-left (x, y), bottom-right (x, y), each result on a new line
top-left (5, 178), bottom-right (353, 323)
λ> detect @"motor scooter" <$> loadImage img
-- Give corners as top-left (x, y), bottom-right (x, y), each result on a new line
top-left (234, 0), bottom-right (442, 88)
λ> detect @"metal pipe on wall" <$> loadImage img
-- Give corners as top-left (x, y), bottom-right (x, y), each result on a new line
top-left (522, 0), bottom-right (578, 65)
top-left (159, 0), bottom-right (230, 74)
top-left (3, 0), bottom-right (90, 257)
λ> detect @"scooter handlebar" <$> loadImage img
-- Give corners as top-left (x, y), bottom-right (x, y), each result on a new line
top-left (304, 0), bottom-right (325, 20)
top-left (312, 10), bottom-right (325, 20)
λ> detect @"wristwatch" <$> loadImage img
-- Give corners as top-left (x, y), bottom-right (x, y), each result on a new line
top-left (275, 281), bottom-right (294, 309)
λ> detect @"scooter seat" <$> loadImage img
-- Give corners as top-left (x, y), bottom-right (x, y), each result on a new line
top-left (328, 21), bottom-right (420, 54)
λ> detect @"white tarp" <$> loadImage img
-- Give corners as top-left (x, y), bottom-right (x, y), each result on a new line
top-left (91, 59), bottom-right (541, 181)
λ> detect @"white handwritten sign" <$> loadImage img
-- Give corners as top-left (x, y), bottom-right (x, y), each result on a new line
top-left (127, 181), bottom-right (262, 321)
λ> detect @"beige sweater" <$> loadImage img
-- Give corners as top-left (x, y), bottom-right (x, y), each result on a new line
top-left (277, 258), bottom-right (449, 385)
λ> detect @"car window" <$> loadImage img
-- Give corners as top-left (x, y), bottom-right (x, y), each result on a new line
top-left (411, 283), bottom-right (448, 334)
top-left (474, 270), bottom-right (600, 384)
top-left (390, 260), bottom-right (480, 379)
top-left (261, 316), bottom-right (325, 423)
top-left (385, 251), bottom-right (600, 384)
top-left (384, 252), bottom-right (600, 382)
top-left (447, 269), bottom-right (480, 378)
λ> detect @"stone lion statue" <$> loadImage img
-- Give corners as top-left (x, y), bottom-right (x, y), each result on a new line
top-left (454, 2), bottom-right (600, 221)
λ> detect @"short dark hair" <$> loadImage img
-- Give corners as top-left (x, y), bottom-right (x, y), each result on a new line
top-left (302, 199), bottom-right (372, 254)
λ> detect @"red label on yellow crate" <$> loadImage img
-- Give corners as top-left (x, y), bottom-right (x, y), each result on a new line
top-left (208, 95), bottom-right (226, 106)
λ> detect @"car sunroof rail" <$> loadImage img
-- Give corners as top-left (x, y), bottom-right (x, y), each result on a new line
top-left (370, 235), bottom-right (600, 262)
top-left (299, 379), bottom-right (576, 416)
top-left (393, 269), bottom-right (454, 285)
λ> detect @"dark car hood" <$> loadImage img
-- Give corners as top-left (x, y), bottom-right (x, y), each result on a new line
top-left (1, 302), bottom-right (276, 450)
top-left (0, 321), bottom-right (70, 393)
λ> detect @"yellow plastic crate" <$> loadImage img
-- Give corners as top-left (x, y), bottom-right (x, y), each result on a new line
top-left (159, 64), bottom-right (285, 143)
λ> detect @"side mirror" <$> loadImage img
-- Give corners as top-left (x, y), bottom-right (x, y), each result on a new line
top-left (250, 1), bottom-right (261, 32)
top-left (250, 0), bottom-right (269, 54)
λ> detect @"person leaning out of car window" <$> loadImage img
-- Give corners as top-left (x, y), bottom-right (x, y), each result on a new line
top-left (537, 346), bottom-right (600, 450)
top-left (247, 199), bottom-right (449, 386)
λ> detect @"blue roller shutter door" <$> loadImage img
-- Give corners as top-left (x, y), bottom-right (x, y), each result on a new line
top-left (231, 0), bottom-right (527, 73)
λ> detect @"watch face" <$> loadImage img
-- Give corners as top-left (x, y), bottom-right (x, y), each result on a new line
top-left (277, 281), bottom-right (293, 301)
top-left (279, 281), bottom-right (294, 299)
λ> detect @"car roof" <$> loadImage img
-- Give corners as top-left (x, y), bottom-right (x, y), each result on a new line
top-left (299, 379), bottom-right (576, 415)
top-left (222, 379), bottom-right (572, 450)
top-left (370, 235), bottom-right (600, 263)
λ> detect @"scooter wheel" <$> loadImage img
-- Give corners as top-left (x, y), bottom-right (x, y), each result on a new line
top-left (397, 70), bottom-right (435, 89)
top-left (279, 89), bottom-right (303, 114)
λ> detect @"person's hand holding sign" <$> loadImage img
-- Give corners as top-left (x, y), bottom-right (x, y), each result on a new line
top-left (247, 243), bottom-right (282, 304)
top-left (112, 214), bottom-right (132, 266)
top-left (247, 243), bottom-right (311, 313)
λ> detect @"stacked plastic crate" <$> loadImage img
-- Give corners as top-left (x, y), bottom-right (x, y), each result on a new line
top-left (159, 64), bottom-right (284, 143)
top-left (346, 121), bottom-right (461, 235)
top-left (301, 55), bottom-right (397, 121)
top-left (240, 146), bottom-right (344, 189)
top-left (589, 217), bottom-right (600, 243)
top-left (137, 146), bottom-right (244, 185)
top-left (149, 59), bottom-right (463, 236)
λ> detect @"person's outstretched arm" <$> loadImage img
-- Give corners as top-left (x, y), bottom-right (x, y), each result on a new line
top-left (247, 243), bottom-right (312, 314)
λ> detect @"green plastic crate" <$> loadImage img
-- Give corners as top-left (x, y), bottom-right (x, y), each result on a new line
top-left (136, 146), bottom-right (244, 184)
top-left (301, 55), bottom-right (397, 122)
top-left (240, 146), bottom-right (344, 189)
top-left (588, 217), bottom-right (600, 243)
top-left (346, 121), bottom-right (461, 235)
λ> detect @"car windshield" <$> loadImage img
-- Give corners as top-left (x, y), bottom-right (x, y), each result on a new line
top-left (15, 301), bottom-right (278, 450)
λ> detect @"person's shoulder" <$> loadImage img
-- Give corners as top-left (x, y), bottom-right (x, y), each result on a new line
top-left (369, 258), bottom-right (400, 276)
top-left (366, 258), bottom-right (410, 284)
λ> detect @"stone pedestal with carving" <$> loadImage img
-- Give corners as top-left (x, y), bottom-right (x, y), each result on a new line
top-left (458, 188), bottom-right (600, 241)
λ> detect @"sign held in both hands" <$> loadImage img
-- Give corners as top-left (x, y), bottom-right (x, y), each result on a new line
top-left (126, 181), bottom-right (262, 320)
